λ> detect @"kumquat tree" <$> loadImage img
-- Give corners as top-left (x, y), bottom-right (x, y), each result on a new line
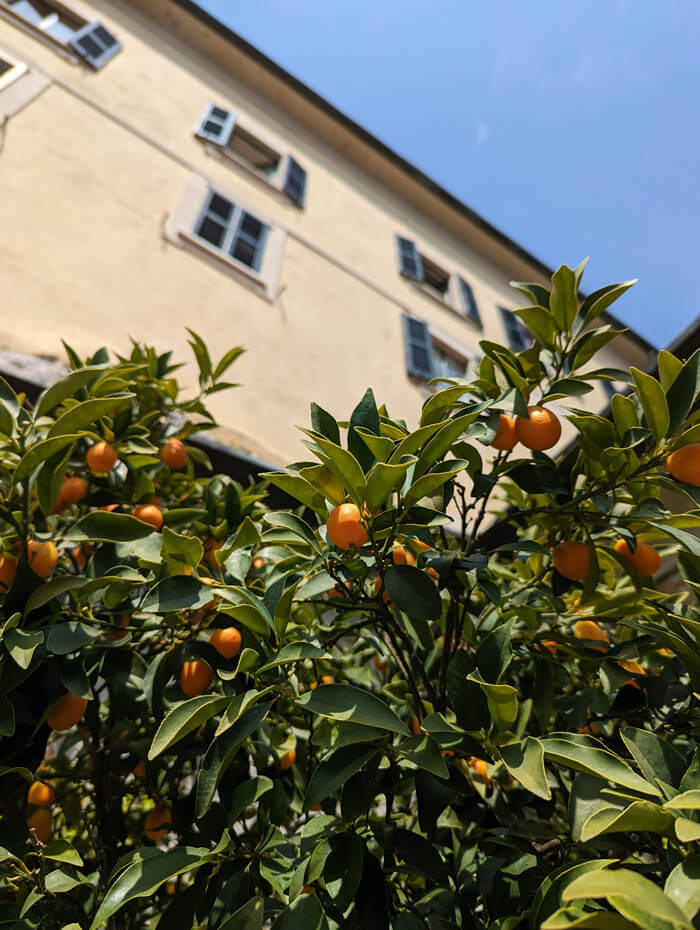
top-left (3, 262), bottom-right (700, 930)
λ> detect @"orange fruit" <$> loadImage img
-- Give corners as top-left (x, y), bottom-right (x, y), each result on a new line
top-left (468, 757), bottom-right (492, 786)
top-left (280, 749), bottom-right (296, 771)
top-left (491, 414), bottom-right (518, 451)
top-left (144, 803), bottom-right (172, 841)
top-left (573, 619), bottom-right (610, 652)
top-left (553, 541), bottom-right (590, 581)
top-left (26, 808), bottom-right (51, 843)
top-left (179, 660), bottom-right (213, 696)
top-left (667, 444), bottom-right (700, 486)
top-left (202, 540), bottom-right (223, 570)
top-left (209, 627), bottom-right (242, 659)
top-left (613, 539), bottom-right (661, 575)
top-left (132, 504), bottom-right (163, 530)
top-left (579, 722), bottom-right (601, 735)
top-left (86, 441), bottom-right (118, 473)
top-left (540, 640), bottom-right (557, 655)
top-left (252, 556), bottom-right (265, 570)
top-left (27, 781), bottom-right (54, 806)
top-left (373, 654), bottom-right (389, 674)
top-left (326, 503), bottom-right (369, 550)
top-left (515, 406), bottom-right (562, 451)
top-left (657, 648), bottom-right (673, 657)
top-left (373, 576), bottom-right (392, 605)
top-left (132, 760), bottom-right (146, 777)
top-left (426, 567), bottom-right (439, 581)
top-left (60, 476), bottom-right (89, 505)
top-left (72, 543), bottom-right (94, 570)
top-left (161, 438), bottom-right (188, 469)
top-left (392, 545), bottom-right (415, 566)
top-left (409, 716), bottom-right (421, 735)
top-left (0, 554), bottom-right (17, 591)
top-left (309, 676), bottom-right (333, 690)
top-left (620, 658), bottom-right (646, 690)
top-left (27, 540), bottom-right (59, 579)
top-left (47, 692), bottom-right (88, 730)
top-left (99, 503), bottom-right (119, 513)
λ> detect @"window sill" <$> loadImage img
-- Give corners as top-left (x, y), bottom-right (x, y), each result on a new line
top-left (0, 6), bottom-right (81, 63)
top-left (201, 142), bottom-right (301, 210)
top-left (179, 230), bottom-right (273, 302)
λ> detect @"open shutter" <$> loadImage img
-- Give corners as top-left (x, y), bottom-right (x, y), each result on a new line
top-left (195, 104), bottom-right (236, 146)
top-left (283, 157), bottom-right (307, 206)
top-left (458, 277), bottom-right (482, 328)
top-left (402, 315), bottom-right (435, 380)
top-left (396, 236), bottom-right (424, 281)
top-left (70, 22), bottom-right (121, 69)
top-left (499, 307), bottom-right (530, 351)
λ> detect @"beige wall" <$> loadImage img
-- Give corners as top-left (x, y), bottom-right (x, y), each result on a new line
top-left (0, 0), bottom-right (649, 464)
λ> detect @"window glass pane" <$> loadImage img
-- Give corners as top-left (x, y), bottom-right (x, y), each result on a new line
top-left (75, 32), bottom-right (102, 56)
top-left (208, 193), bottom-right (233, 221)
top-left (239, 213), bottom-right (263, 241)
top-left (407, 318), bottom-right (426, 341)
top-left (197, 216), bottom-right (227, 248)
top-left (211, 106), bottom-right (229, 121)
top-left (0, 60), bottom-right (12, 78)
top-left (433, 346), bottom-right (466, 379)
top-left (412, 346), bottom-right (430, 371)
top-left (93, 24), bottom-right (117, 48)
top-left (232, 239), bottom-right (256, 267)
top-left (203, 119), bottom-right (223, 136)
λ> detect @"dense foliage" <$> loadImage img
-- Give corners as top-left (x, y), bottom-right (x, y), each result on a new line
top-left (2, 264), bottom-right (700, 930)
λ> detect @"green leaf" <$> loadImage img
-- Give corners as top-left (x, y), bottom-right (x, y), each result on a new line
top-left (562, 867), bottom-right (692, 930)
top-left (34, 365), bottom-right (108, 419)
top-left (14, 435), bottom-right (80, 482)
top-left (467, 673), bottom-right (518, 730)
top-left (220, 897), bottom-right (264, 930)
top-left (579, 279), bottom-right (636, 328)
top-left (531, 858), bottom-right (620, 930)
top-left (229, 777), bottom-right (274, 822)
top-left (295, 683), bottom-right (410, 735)
top-left (648, 521), bottom-right (700, 559)
top-left (140, 576), bottom-right (222, 614)
top-left (263, 512), bottom-right (322, 554)
top-left (542, 378), bottom-right (594, 402)
top-left (261, 472), bottom-right (326, 513)
top-left (348, 388), bottom-right (380, 472)
top-left (620, 727), bottom-right (686, 788)
top-left (48, 395), bottom-right (133, 437)
top-left (403, 458), bottom-right (469, 509)
top-left (303, 432), bottom-right (366, 503)
top-left (66, 511), bottom-right (156, 543)
top-left (212, 345), bottom-right (245, 381)
top-left (272, 893), bottom-right (324, 930)
top-left (310, 402), bottom-right (340, 445)
top-left (658, 351), bottom-right (684, 392)
top-left (542, 909), bottom-right (643, 929)
top-left (46, 622), bottom-right (101, 655)
top-left (500, 737), bottom-right (551, 799)
top-left (414, 412), bottom-right (479, 475)
top-left (384, 564), bottom-right (442, 620)
top-left (514, 306), bottom-right (556, 346)
top-left (24, 576), bottom-right (85, 615)
top-left (676, 818), bottom-right (700, 842)
top-left (630, 367), bottom-right (669, 441)
top-left (569, 327), bottom-right (626, 371)
top-left (580, 800), bottom-right (675, 842)
top-left (396, 734), bottom-right (449, 779)
top-left (43, 839), bottom-right (83, 867)
top-left (305, 744), bottom-right (379, 809)
top-left (663, 789), bottom-right (700, 810)
top-left (665, 856), bottom-right (700, 921)
top-left (298, 464), bottom-right (346, 505)
top-left (4, 628), bottom-right (43, 669)
top-left (36, 443), bottom-right (74, 517)
top-left (257, 642), bottom-right (330, 674)
top-left (89, 848), bottom-right (207, 929)
top-left (667, 349), bottom-right (700, 434)
top-left (365, 459), bottom-right (415, 512)
top-left (611, 393), bottom-right (638, 437)
top-left (160, 527), bottom-right (203, 569)
top-left (355, 428), bottom-right (395, 462)
top-left (550, 264), bottom-right (578, 330)
top-left (196, 702), bottom-right (272, 817)
top-left (149, 695), bottom-right (231, 759)
top-left (475, 617), bottom-right (514, 683)
top-left (540, 733), bottom-right (661, 796)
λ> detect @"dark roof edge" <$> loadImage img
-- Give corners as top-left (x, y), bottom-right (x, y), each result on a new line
top-left (168, 0), bottom-right (655, 355)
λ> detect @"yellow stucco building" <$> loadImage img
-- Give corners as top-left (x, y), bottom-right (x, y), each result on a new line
top-left (0, 0), bottom-right (652, 466)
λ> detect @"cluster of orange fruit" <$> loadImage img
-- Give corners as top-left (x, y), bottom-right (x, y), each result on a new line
top-left (543, 618), bottom-right (649, 687)
top-left (552, 537), bottom-right (661, 582)
top-left (491, 406), bottom-right (562, 452)
top-left (25, 779), bottom-right (54, 844)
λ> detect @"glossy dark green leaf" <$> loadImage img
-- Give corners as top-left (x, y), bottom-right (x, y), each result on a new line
top-left (15, 435), bottom-right (80, 482)
top-left (620, 727), bottom-right (686, 789)
top-left (295, 684), bottom-right (409, 735)
top-left (305, 744), bottom-right (379, 809)
top-left (66, 511), bottom-right (156, 543)
top-left (46, 622), bottom-right (101, 655)
top-left (48, 395), bottom-right (133, 437)
top-left (149, 695), bottom-right (231, 759)
top-left (384, 565), bottom-right (442, 620)
top-left (349, 388), bottom-right (380, 472)
top-left (310, 402), bottom-right (341, 445)
top-left (271, 892), bottom-right (324, 930)
top-left (630, 367), bottom-right (669, 441)
top-left (500, 737), bottom-right (551, 799)
top-left (34, 365), bottom-right (108, 419)
top-left (220, 897), bottom-right (264, 930)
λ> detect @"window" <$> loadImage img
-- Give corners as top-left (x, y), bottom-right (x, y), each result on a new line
top-left (0, 52), bottom-right (26, 91)
top-left (3, 1), bottom-right (121, 68)
top-left (195, 103), bottom-right (307, 207)
top-left (395, 235), bottom-right (482, 328)
top-left (194, 190), bottom-right (268, 272)
top-left (499, 306), bottom-right (530, 352)
top-left (402, 314), bottom-right (469, 384)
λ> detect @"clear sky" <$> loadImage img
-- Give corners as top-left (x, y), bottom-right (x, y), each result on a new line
top-left (200, 0), bottom-right (700, 350)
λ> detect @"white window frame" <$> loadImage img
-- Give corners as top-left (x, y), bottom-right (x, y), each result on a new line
top-left (165, 173), bottom-right (286, 303)
top-left (0, 50), bottom-right (26, 91)
top-left (194, 103), bottom-right (307, 207)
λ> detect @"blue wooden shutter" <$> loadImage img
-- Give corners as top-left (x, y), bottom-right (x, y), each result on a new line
top-left (396, 236), bottom-right (424, 281)
top-left (458, 277), bottom-right (482, 328)
top-left (70, 22), bottom-right (121, 69)
top-left (499, 307), bottom-right (529, 351)
top-left (402, 315), bottom-right (435, 380)
top-left (195, 104), bottom-right (236, 145)
top-left (284, 157), bottom-right (307, 206)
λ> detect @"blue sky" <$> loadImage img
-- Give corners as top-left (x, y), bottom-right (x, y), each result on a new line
top-left (201, 0), bottom-right (700, 350)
